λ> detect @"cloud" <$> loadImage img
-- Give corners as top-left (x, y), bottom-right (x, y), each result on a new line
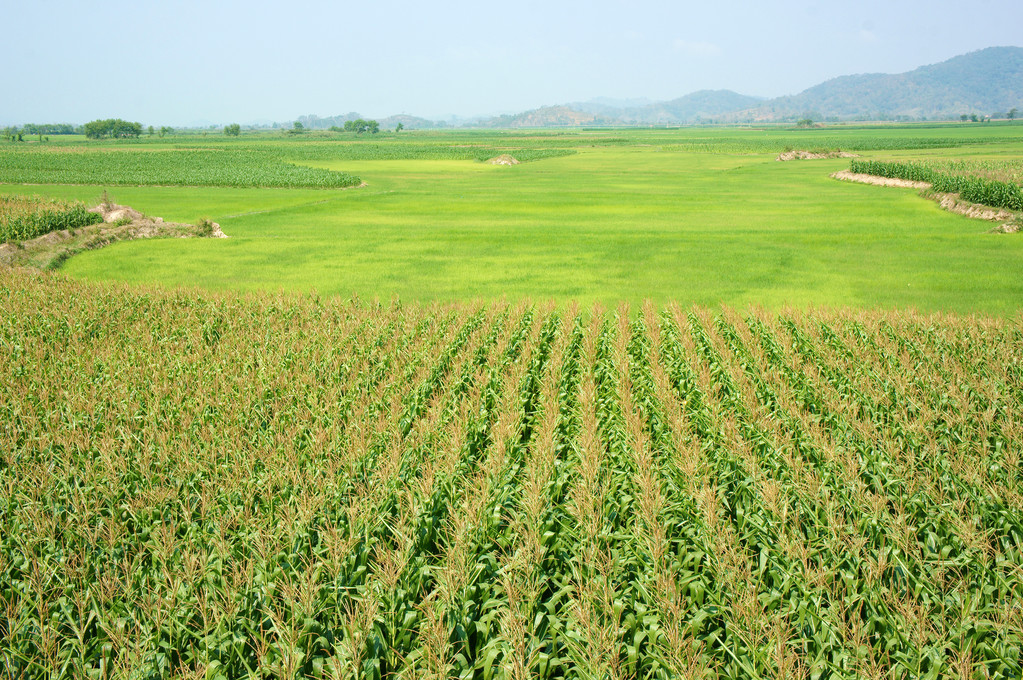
top-left (672, 39), bottom-right (722, 57)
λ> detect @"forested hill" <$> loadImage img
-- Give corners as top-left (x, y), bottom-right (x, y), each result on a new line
top-left (731, 46), bottom-right (1023, 121)
top-left (289, 47), bottom-right (1023, 128)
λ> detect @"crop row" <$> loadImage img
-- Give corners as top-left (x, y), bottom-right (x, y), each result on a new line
top-left (660, 135), bottom-right (1014, 155)
top-left (0, 147), bottom-right (362, 189)
top-left (849, 159), bottom-right (1023, 211)
top-left (0, 142), bottom-right (575, 189)
top-left (279, 143), bottom-right (576, 163)
top-left (1, 271), bottom-right (1021, 678)
top-left (0, 194), bottom-right (102, 243)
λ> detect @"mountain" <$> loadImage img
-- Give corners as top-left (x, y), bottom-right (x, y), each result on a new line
top-left (734, 46), bottom-right (1023, 121)
top-left (476, 105), bottom-right (617, 128)
top-left (624, 90), bottom-right (764, 123)
top-left (282, 47), bottom-right (1023, 129)
top-left (295, 112), bottom-right (446, 130)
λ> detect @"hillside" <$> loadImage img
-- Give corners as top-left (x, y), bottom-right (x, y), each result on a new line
top-left (282, 47), bottom-right (1023, 127)
top-left (736, 46), bottom-right (1023, 121)
top-left (296, 112), bottom-right (446, 130)
top-left (574, 90), bottom-right (763, 124)
top-left (478, 105), bottom-right (615, 128)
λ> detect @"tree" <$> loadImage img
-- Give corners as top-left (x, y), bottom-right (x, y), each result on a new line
top-left (148, 125), bottom-right (155, 136)
top-left (342, 118), bottom-right (380, 134)
top-left (224, 123), bottom-right (241, 136)
top-left (970, 113), bottom-right (979, 123)
top-left (288, 121), bottom-right (305, 134)
top-left (159, 126), bottom-right (173, 137)
top-left (1010, 108), bottom-right (1018, 120)
top-left (395, 122), bottom-right (404, 132)
top-left (83, 118), bottom-right (143, 139)
top-left (960, 114), bottom-right (969, 122)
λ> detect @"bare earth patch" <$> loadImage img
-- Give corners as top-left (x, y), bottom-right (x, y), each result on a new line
top-left (777, 150), bottom-right (859, 161)
top-left (832, 170), bottom-right (931, 189)
top-left (831, 171), bottom-right (1019, 231)
top-left (1, 203), bottom-right (227, 270)
top-left (486, 154), bottom-right (520, 165)
top-left (934, 194), bottom-right (1014, 222)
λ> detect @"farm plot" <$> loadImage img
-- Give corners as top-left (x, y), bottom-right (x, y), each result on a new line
top-left (0, 194), bottom-right (101, 243)
top-left (2, 270), bottom-right (1021, 679)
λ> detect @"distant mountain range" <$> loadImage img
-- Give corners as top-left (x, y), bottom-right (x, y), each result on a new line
top-left (290, 47), bottom-right (1023, 129)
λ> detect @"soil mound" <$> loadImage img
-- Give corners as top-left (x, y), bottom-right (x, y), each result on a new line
top-left (486, 155), bottom-right (520, 165)
top-left (990, 223), bottom-right (1020, 234)
top-left (777, 150), bottom-right (859, 161)
top-left (89, 203), bottom-right (146, 223)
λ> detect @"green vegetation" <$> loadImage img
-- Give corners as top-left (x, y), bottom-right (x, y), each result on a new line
top-left (0, 194), bottom-right (101, 243)
top-left (224, 123), bottom-right (241, 137)
top-left (1, 124), bottom-right (1021, 315)
top-left (2, 120), bottom-right (1022, 679)
top-left (334, 118), bottom-right (380, 134)
top-left (83, 118), bottom-right (144, 139)
top-left (850, 159), bottom-right (1023, 210)
top-left (2, 270), bottom-right (1021, 678)
top-left (21, 123), bottom-right (76, 135)
top-left (0, 147), bottom-right (362, 188)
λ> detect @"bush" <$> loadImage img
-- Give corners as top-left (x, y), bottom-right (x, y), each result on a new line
top-left (195, 218), bottom-right (214, 237)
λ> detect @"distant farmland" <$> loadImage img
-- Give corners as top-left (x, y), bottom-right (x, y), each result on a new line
top-left (1, 123), bottom-right (1021, 314)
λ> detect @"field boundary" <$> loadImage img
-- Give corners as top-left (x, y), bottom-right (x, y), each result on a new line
top-left (831, 170), bottom-right (1020, 229)
top-left (0, 203), bottom-right (226, 270)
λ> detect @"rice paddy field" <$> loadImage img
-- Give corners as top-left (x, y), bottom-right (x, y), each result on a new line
top-left (0, 123), bottom-right (1021, 314)
top-left (1, 123), bottom-right (1022, 679)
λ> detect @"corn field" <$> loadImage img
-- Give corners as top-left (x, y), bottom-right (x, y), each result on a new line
top-left (1, 271), bottom-right (1022, 679)
top-left (0, 195), bottom-right (102, 243)
top-left (848, 160), bottom-right (1023, 211)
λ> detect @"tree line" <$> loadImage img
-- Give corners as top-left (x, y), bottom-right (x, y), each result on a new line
top-left (83, 119), bottom-right (143, 139)
top-left (329, 119), bottom-right (380, 134)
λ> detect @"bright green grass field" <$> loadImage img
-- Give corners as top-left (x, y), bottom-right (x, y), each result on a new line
top-left (3, 126), bottom-right (1022, 315)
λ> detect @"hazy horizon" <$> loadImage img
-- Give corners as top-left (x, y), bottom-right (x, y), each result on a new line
top-left (4, 0), bottom-right (1022, 127)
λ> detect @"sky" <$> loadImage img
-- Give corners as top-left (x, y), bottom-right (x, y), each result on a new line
top-left (3, 0), bottom-right (1021, 126)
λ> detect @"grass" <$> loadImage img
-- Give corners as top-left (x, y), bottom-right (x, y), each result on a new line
top-left (1, 124), bottom-right (1022, 315)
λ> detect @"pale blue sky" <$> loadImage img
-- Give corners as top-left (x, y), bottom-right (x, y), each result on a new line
top-left (3, 0), bottom-right (1021, 126)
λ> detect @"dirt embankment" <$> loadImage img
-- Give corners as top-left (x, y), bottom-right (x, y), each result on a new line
top-left (486, 154), bottom-right (520, 165)
top-left (831, 170), bottom-right (1019, 232)
top-left (832, 170), bottom-right (930, 189)
top-left (0, 203), bottom-right (227, 270)
top-left (777, 150), bottom-right (859, 161)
